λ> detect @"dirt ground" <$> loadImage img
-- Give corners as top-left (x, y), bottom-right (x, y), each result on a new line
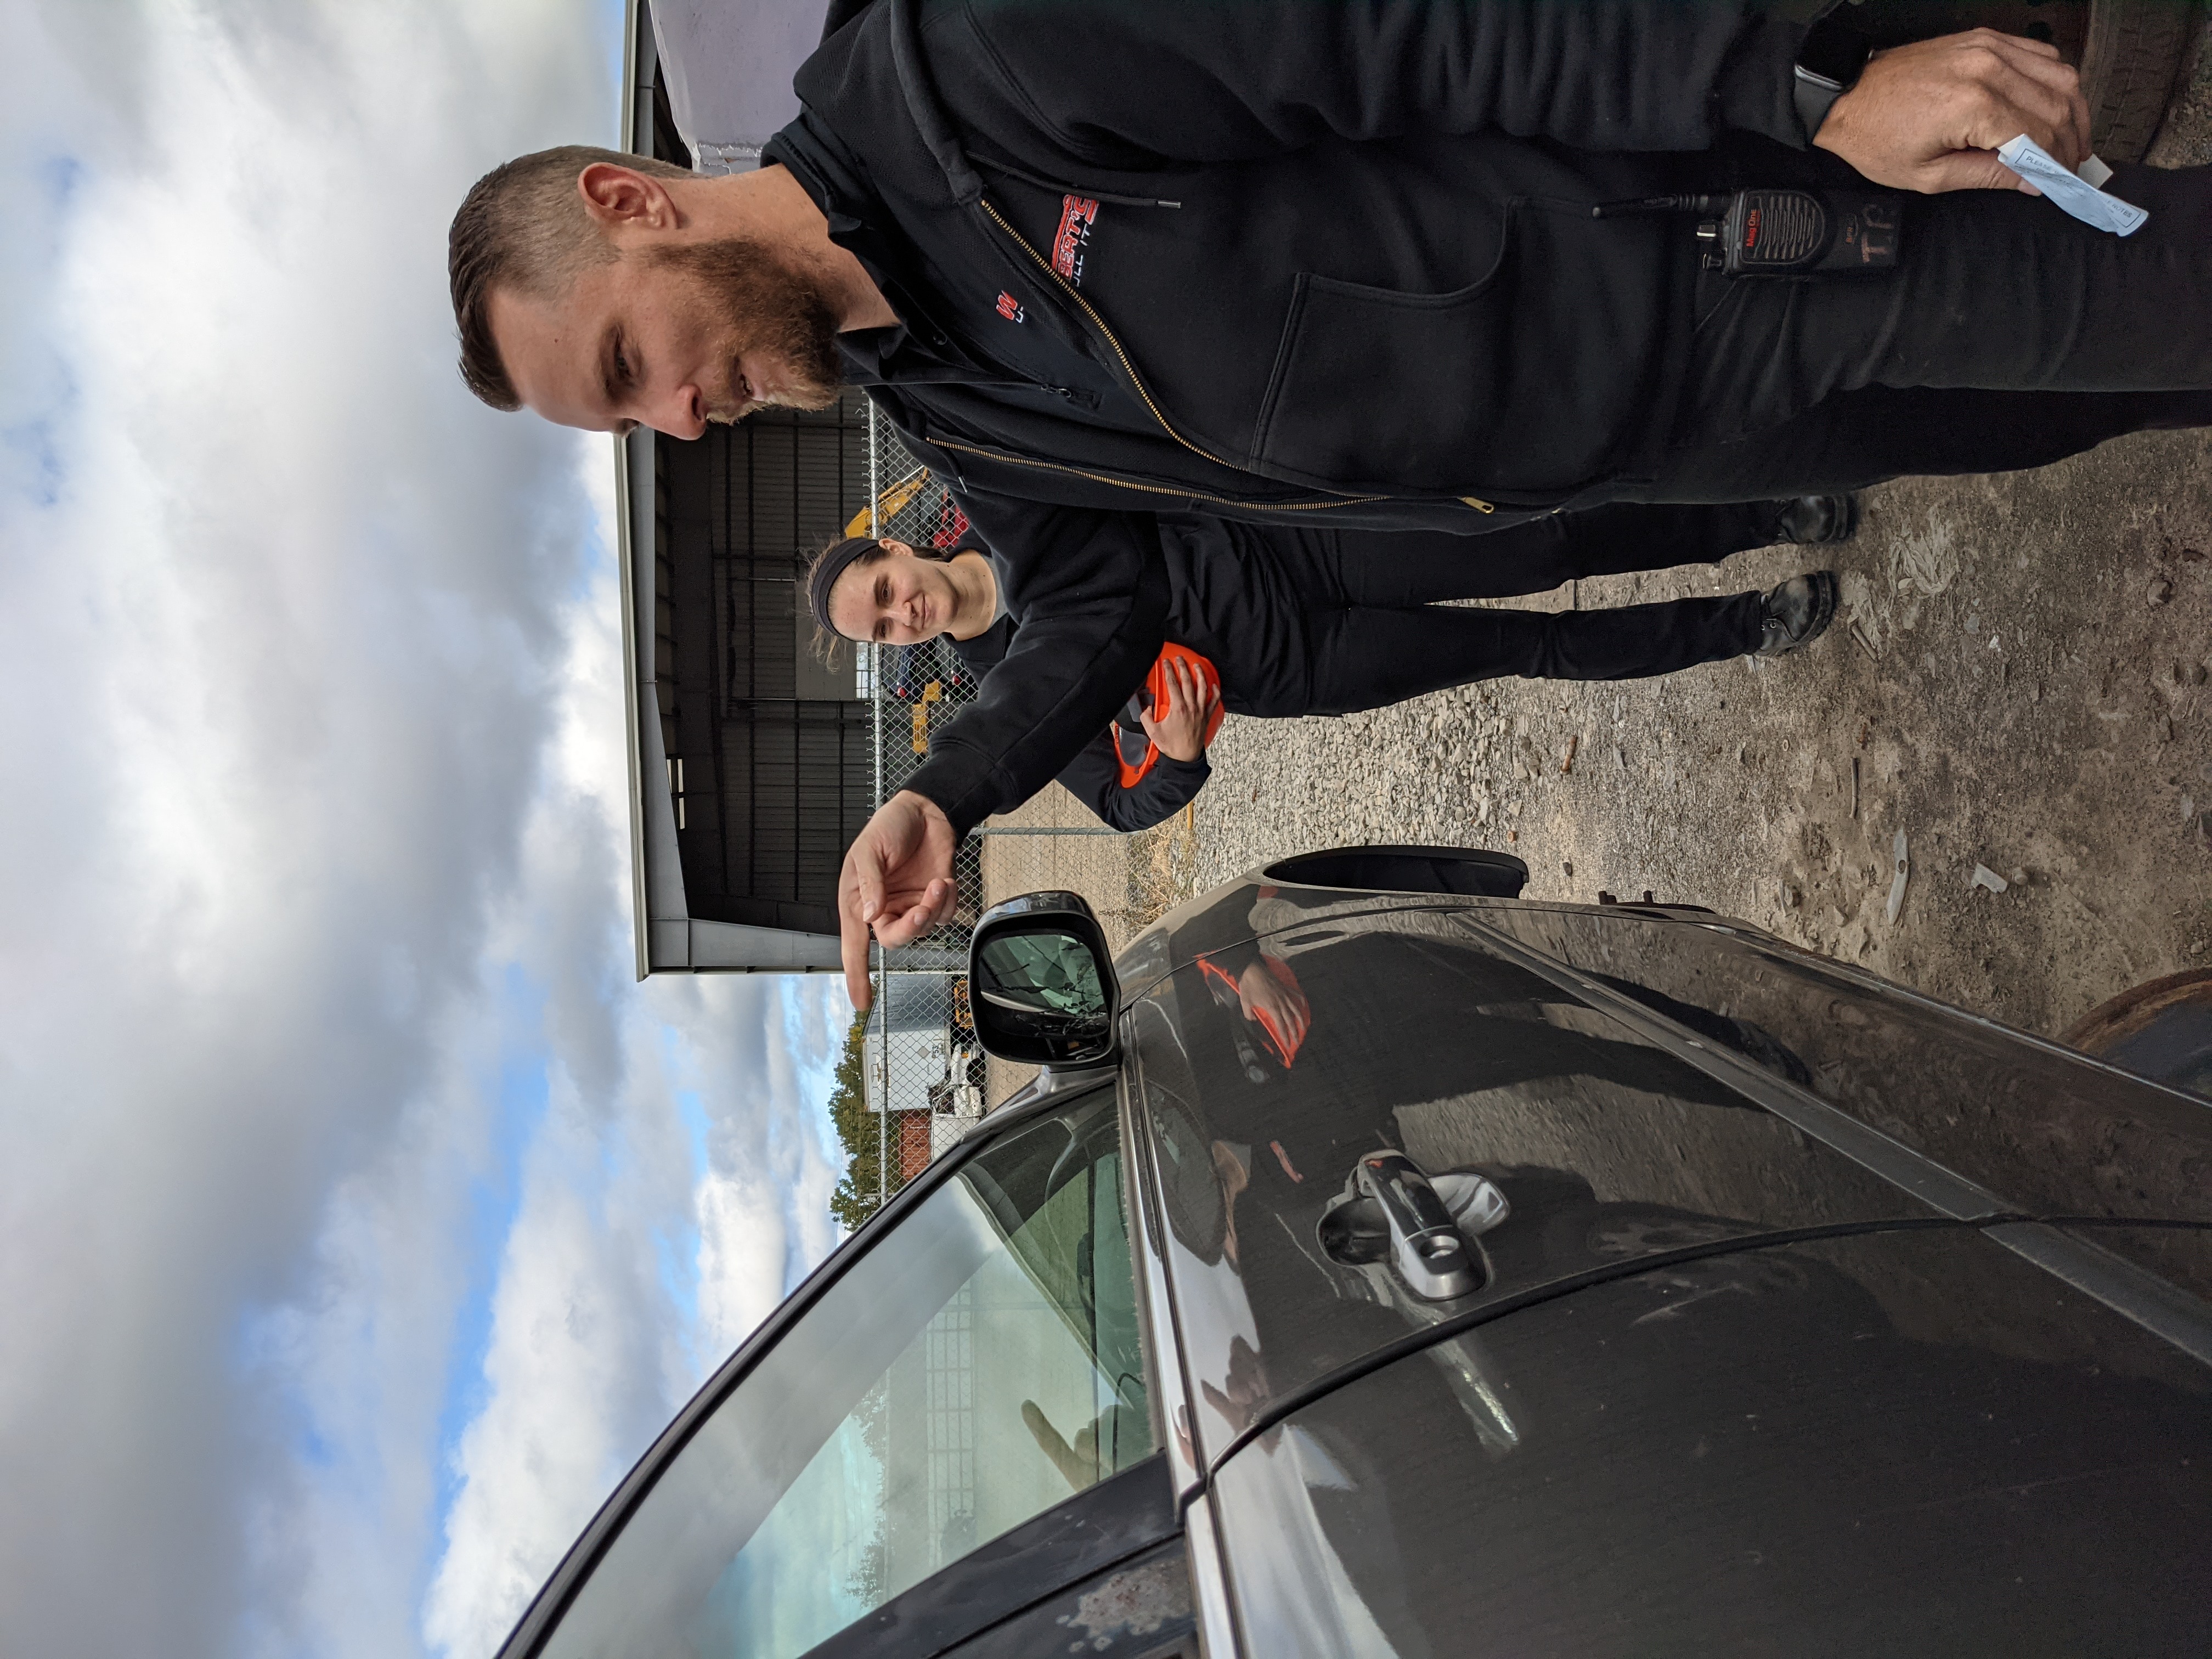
top-left (1152, 47), bottom-right (2212, 1045)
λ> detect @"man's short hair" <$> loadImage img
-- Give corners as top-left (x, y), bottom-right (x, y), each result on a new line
top-left (448, 145), bottom-right (692, 411)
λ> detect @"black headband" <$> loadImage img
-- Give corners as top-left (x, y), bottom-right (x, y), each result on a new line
top-left (808, 536), bottom-right (881, 638)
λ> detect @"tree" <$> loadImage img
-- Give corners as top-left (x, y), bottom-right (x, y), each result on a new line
top-left (827, 1005), bottom-right (906, 1231)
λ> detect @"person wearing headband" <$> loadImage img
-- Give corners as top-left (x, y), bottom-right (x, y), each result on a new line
top-left (809, 530), bottom-right (1220, 833)
top-left (809, 497), bottom-right (1852, 835)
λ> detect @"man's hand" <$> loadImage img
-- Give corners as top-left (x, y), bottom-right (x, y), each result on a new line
top-left (1236, 958), bottom-right (1312, 1053)
top-left (839, 791), bottom-right (959, 1007)
top-left (1815, 29), bottom-right (2090, 194)
top-left (1137, 656), bottom-right (1219, 763)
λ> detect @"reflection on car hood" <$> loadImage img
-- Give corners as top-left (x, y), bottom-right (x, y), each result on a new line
top-left (1123, 869), bottom-right (2212, 1481)
top-left (1123, 888), bottom-right (1941, 1476)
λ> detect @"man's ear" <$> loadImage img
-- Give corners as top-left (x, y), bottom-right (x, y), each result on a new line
top-left (577, 162), bottom-right (680, 234)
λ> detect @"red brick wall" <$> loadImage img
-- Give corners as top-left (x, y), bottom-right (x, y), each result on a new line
top-left (896, 1110), bottom-right (932, 1183)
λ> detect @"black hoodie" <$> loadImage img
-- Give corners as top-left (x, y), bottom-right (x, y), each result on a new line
top-left (764, 0), bottom-right (1827, 831)
top-left (952, 614), bottom-right (1210, 834)
top-left (945, 506), bottom-right (1383, 833)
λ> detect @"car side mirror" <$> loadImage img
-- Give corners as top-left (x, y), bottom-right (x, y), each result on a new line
top-left (967, 891), bottom-right (1120, 1068)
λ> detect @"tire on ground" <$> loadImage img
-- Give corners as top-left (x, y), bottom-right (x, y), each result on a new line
top-left (1857, 0), bottom-right (2198, 162)
top-left (2080, 0), bottom-right (2198, 160)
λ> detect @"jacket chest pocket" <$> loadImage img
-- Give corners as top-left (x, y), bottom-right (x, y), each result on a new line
top-left (1248, 202), bottom-right (1663, 496)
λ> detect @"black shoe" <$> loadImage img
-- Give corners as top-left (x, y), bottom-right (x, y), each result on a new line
top-left (1767, 494), bottom-right (1859, 545)
top-left (1755, 571), bottom-right (1839, 656)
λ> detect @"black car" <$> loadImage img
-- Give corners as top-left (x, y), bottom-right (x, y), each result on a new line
top-left (492, 847), bottom-right (2212, 1659)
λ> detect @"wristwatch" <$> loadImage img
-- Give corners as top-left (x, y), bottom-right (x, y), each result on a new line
top-left (1793, 18), bottom-right (1874, 140)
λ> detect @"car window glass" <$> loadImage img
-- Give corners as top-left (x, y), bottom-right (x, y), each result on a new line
top-left (538, 1093), bottom-right (1151, 1659)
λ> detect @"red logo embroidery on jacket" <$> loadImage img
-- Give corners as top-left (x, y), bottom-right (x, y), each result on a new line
top-left (1052, 195), bottom-right (1099, 285)
top-left (995, 290), bottom-right (1025, 323)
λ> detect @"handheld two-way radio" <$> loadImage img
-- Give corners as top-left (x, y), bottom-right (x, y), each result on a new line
top-left (1593, 189), bottom-right (1902, 275)
top-left (1700, 188), bottom-right (1901, 275)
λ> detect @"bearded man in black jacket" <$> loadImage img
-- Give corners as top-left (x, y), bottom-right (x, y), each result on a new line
top-left (450, 0), bottom-right (2212, 1006)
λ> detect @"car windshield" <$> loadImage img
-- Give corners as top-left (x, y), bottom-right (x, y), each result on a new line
top-left (535, 1091), bottom-right (1151, 1659)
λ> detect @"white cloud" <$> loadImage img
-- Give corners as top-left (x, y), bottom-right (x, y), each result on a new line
top-left (415, 978), bottom-right (841, 1659)
top-left (0, 4), bottom-right (855, 1658)
top-left (417, 1074), bottom-right (674, 1659)
top-left (417, 546), bottom-right (849, 1659)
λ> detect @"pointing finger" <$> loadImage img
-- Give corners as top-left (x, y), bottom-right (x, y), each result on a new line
top-left (855, 840), bottom-right (887, 925)
top-left (841, 889), bottom-right (873, 1008)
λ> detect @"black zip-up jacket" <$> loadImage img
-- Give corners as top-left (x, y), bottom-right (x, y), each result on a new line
top-left (769, 0), bottom-right (1823, 520)
top-left (766, 0), bottom-right (1827, 830)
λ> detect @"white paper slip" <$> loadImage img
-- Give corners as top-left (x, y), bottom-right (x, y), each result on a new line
top-left (1996, 135), bottom-right (2146, 235)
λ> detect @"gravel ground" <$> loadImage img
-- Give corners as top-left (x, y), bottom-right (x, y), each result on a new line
top-left (1170, 52), bottom-right (2212, 1043)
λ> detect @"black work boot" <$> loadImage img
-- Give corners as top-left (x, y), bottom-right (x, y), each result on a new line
top-left (1767, 494), bottom-right (1860, 544)
top-left (1754, 571), bottom-right (1839, 657)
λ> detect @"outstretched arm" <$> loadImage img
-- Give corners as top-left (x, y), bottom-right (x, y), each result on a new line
top-left (838, 495), bottom-right (1169, 1004)
top-left (900, 495), bottom-right (1171, 833)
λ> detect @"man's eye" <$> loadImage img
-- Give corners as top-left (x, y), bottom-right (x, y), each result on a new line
top-left (614, 341), bottom-right (633, 383)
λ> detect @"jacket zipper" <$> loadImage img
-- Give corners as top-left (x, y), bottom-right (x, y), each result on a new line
top-left (975, 196), bottom-right (1498, 516)
top-left (933, 436), bottom-right (1380, 512)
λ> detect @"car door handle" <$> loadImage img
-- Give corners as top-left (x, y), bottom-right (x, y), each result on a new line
top-left (1356, 1151), bottom-right (1482, 1300)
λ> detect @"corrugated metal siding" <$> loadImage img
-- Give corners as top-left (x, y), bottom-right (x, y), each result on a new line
top-left (657, 398), bottom-right (877, 936)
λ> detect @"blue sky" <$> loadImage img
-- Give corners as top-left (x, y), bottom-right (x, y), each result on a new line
top-left (0, 3), bottom-right (853, 1655)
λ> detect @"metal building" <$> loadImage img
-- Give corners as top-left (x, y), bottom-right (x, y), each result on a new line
top-left (616, 1), bottom-right (878, 975)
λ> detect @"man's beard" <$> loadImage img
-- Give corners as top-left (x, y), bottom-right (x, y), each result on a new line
top-left (652, 236), bottom-right (845, 414)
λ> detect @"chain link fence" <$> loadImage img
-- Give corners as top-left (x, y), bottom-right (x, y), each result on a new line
top-left (851, 410), bottom-right (1211, 1208)
top-left (859, 416), bottom-right (985, 1210)
top-left (856, 411), bottom-right (1163, 1215)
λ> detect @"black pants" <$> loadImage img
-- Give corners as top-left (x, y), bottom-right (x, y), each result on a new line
top-left (1638, 161), bottom-right (2212, 499)
top-left (1252, 502), bottom-right (1782, 715)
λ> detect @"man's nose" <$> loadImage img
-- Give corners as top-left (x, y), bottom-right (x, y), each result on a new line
top-left (653, 382), bottom-right (707, 441)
